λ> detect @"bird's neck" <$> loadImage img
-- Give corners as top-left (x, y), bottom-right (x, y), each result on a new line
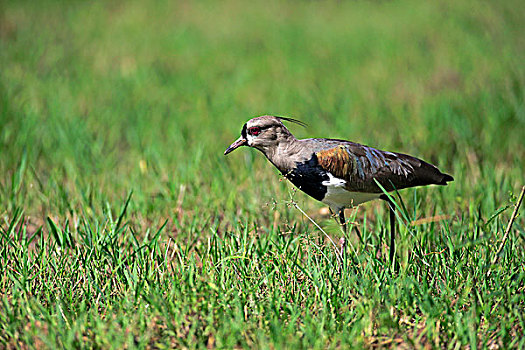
top-left (259, 136), bottom-right (306, 174)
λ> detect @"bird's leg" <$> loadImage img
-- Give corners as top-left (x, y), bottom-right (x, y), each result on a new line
top-left (381, 196), bottom-right (396, 264)
top-left (328, 208), bottom-right (345, 253)
top-left (338, 209), bottom-right (347, 234)
top-left (338, 209), bottom-right (347, 257)
top-left (354, 226), bottom-right (363, 243)
top-left (389, 203), bottom-right (396, 264)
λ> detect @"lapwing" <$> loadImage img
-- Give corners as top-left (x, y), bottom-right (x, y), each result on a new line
top-left (224, 115), bottom-right (453, 262)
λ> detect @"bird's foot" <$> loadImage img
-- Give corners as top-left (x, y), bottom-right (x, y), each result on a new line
top-left (339, 237), bottom-right (346, 257)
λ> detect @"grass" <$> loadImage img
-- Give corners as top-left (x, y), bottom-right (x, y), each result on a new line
top-left (1, 0), bottom-right (524, 348)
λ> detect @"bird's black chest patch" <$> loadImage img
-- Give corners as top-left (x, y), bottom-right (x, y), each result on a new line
top-left (283, 155), bottom-right (329, 201)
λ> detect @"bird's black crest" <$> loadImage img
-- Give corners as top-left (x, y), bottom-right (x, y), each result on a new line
top-left (275, 116), bottom-right (308, 128)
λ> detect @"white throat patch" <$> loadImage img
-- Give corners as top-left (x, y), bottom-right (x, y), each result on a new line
top-left (246, 133), bottom-right (256, 146)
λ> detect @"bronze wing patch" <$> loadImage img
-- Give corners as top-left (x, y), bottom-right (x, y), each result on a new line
top-left (316, 145), bottom-right (356, 180)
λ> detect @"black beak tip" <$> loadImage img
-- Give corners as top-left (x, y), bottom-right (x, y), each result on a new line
top-left (224, 138), bottom-right (247, 155)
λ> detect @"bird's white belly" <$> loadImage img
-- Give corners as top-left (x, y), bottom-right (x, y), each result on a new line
top-left (321, 173), bottom-right (380, 209)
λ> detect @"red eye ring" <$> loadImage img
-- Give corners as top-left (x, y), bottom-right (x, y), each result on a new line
top-left (248, 127), bottom-right (261, 136)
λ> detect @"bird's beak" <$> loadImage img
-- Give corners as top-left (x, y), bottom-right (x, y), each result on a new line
top-left (224, 136), bottom-right (247, 155)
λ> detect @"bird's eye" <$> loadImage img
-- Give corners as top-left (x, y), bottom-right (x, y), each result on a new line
top-left (248, 127), bottom-right (261, 136)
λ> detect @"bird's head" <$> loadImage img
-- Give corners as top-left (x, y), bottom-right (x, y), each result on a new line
top-left (224, 115), bottom-right (305, 155)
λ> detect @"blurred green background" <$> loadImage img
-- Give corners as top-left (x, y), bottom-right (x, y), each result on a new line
top-left (1, 0), bottom-right (524, 347)
top-left (2, 0), bottom-right (523, 221)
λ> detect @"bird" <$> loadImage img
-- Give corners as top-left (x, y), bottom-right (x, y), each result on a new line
top-left (224, 115), bottom-right (453, 262)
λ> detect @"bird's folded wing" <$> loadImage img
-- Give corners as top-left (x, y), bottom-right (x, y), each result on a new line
top-left (315, 143), bottom-right (447, 193)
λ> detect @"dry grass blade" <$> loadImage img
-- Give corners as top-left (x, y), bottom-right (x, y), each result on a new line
top-left (491, 185), bottom-right (525, 266)
top-left (290, 198), bottom-right (344, 264)
top-left (410, 215), bottom-right (451, 226)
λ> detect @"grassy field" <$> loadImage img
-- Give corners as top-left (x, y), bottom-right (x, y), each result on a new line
top-left (1, 0), bottom-right (524, 348)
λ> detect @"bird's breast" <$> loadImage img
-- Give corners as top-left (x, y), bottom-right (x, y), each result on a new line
top-left (283, 156), bottom-right (329, 201)
top-left (285, 164), bottom-right (380, 208)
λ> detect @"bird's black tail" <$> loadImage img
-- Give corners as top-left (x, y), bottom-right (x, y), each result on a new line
top-left (439, 173), bottom-right (454, 185)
